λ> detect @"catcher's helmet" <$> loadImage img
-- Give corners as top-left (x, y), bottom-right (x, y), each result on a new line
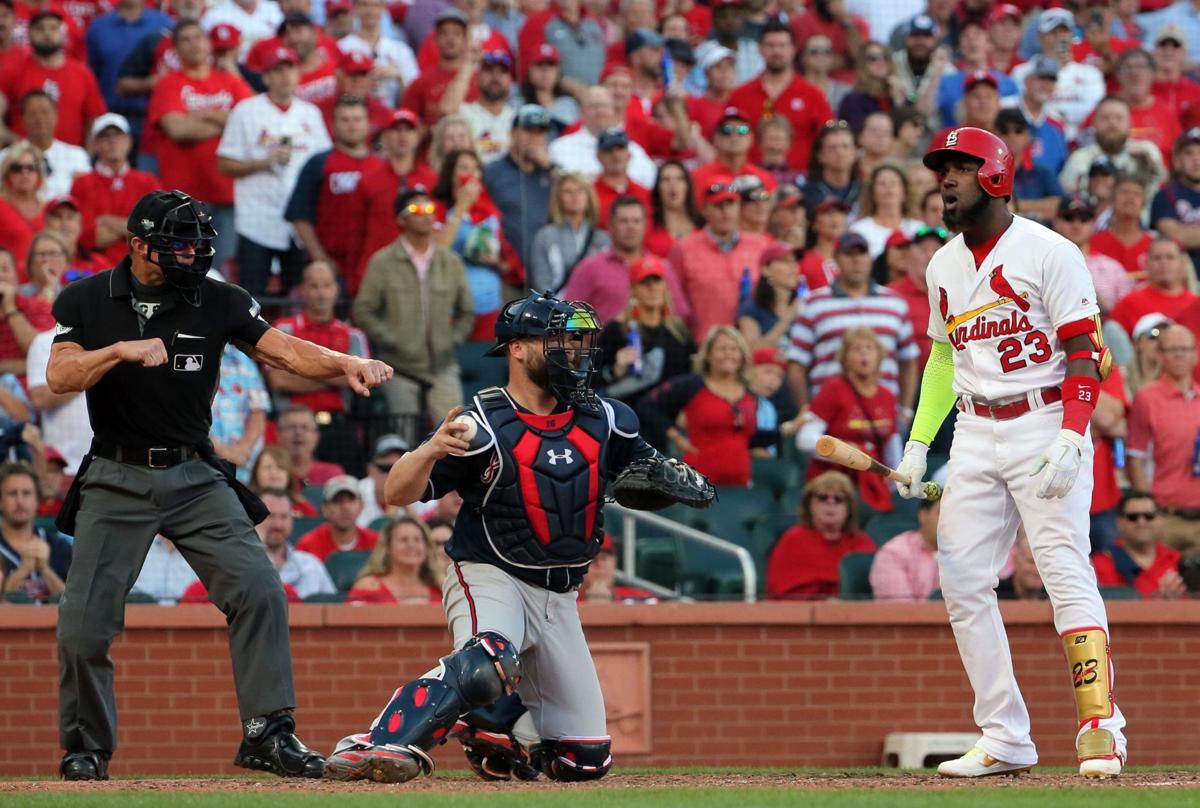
top-left (127, 190), bottom-right (217, 294)
top-left (922, 127), bottom-right (1014, 199)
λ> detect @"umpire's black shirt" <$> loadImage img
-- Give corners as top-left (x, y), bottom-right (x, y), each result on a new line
top-left (51, 259), bottom-right (270, 447)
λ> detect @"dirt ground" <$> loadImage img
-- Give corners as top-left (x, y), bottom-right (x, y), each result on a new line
top-left (3, 771), bottom-right (1200, 793)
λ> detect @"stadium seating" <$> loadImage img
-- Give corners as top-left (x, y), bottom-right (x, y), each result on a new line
top-left (839, 552), bottom-right (875, 601)
top-left (324, 550), bottom-right (371, 591)
top-left (289, 516), bottom-right (324, 545)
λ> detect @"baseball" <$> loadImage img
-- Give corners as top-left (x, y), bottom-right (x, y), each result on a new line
top-left (453, 414), bottom-right (477, 441)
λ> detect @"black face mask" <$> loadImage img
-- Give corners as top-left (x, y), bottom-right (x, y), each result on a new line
top-left (144, 198), bottom-right (218, 302)
top-left (542, 332), bottom-right (601, 412)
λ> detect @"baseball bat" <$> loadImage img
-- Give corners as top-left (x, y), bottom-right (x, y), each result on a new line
top-left (814, 435), bottom-right (942, 502)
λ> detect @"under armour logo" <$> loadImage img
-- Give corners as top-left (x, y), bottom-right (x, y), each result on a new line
top-left (546, 448), bottom-right (574, 465)
top-left (244, 717), bottom-right (266, 736)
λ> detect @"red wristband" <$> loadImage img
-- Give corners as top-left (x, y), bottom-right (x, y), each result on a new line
top-left (1061, 375), bottom-right (1100, 435)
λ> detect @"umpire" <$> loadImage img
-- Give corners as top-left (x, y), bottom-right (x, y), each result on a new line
top-left (47, 190), bottom-right (393, 780)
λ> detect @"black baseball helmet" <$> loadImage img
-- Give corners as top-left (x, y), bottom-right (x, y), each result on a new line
top-left (127, 190), bottom-right (217, 293)
top-left (487, 291), bottom-right (603, 410)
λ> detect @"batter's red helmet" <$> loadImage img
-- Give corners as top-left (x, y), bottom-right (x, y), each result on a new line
top-left (923, 127), bottom-right (1014, 199)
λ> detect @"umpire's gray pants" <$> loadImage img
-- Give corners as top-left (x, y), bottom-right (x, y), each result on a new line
top-left (57, 457), bottom-right (295, 755)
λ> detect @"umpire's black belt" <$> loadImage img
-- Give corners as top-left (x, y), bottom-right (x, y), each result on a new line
top-left (91, 443), bottom-right (199, 469)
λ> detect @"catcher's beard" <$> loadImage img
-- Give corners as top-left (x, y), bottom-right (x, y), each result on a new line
top-left (523, 349), bottom-right (552, 391)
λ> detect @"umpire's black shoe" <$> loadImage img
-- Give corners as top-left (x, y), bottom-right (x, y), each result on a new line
top-left (233, 713), bottom-right (325, 778)
top-left (60, 751), bottom-right (109, 781)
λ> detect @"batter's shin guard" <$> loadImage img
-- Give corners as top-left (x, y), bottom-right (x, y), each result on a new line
top-left (1062, 627), bottom-right (1119, 762)
top-left (530, 737), bottom-right (613, 781)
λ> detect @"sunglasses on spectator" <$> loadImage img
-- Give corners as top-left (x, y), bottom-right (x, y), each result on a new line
top-left (997, 126), bottom-right (1026, 136)
top-left (865, 52), bottom-right (888, 63)
top-left (403, 202), bottom-right (436, 215)
top-left (718, 123), bottom-right (751, 136)
top-left (1060, 213), bottom-right (1094, 223)
top-left (812, 492), bottom-right (847, 504)
top-left (1122, 511), bottom-right (1157, 521)
top-left (7, 162), bottom-right (37, 174)
top-left (1159, 38), bottom-right (1183, 48)
top-left (807, 46), bottom-right (833, 55)
top-left (824, 120), bottom-right (851, 131)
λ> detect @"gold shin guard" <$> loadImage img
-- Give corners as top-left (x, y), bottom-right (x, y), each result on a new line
top-left (1063, 627), bottom-right (1116, 759)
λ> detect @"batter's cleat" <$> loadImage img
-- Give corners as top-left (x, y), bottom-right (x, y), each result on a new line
top-left (322, 734), bottom-right (432, 784)
top-left (1078, 727), bottom-right (1124, 778)
top-left (450, 721), bottom-right (539, 781)
top-left (936, 746), bottom-right (1033, 778)
top-left (59, 751), bottom-right (109, 781)
top-left (233, 713), bottom-right (325, 778)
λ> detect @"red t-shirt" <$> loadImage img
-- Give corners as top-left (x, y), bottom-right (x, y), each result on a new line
top-left (1091, 364), bottom-right (1128, 515)
top-left (788, 11), bottom-right (870, 83)
top-left (181, 579), bottom-right (302, 603)
top-left (402, 64), bottom-right (478, 126)
top-left (806, 376), bottom-right (897, 512)
top-left (624, 96), bottom-right (675, 159)
top-left (766, 525), bottom-right (874, 599)
top-left (295, 524), bottom-right (379, 562)
top-left (147, 68), bottom-right (252, 207)
top-left (359, 160), bottom-right (439, 264)
top-left (1110, 284), bottom-right (1200, 336)
top-left (70, 165), bottom-right (162, 267)
top-left (686, 95), bottom-right (729, 143)
top-left (245, 31), bottom-right (342, 73)
top-left (1092, 540), bottom-right (1181, 598)
top-left (1153, 77), bottom-right (1200, 125)
top-left (1128, 99), bottom-right (1181, 169)
top-left (316, 94), bottom-right (394, 143)
top-left (346, 582), bottom-right (442, 604)
top-left (680, 385), bottom-right (760, 487)
top-left (0, 294), bottom-right (54, 361)
top-left (294, 59), bottom-right (339, 107)
top-left (729, 74), bottom-right (833, 170)
top-left (2, 53), bottom-right (106, 145)
top-left (593, 176), bottom-right (650, 229)
top-left (799, 250), bottom-right (837, 291)
top-left (644, 225), bottom-right (692, 259)
top-left (888, 274), bottom-right (931, 371)
top-left (417, 28), bottom-right (510, 72)
top-left (0, 199), bottom-right (35, 278)
top-left (691, 159), bottom-right (777, 205)
top-left (1090, 229), bottom-right (1151, 282)
top-left (272, 313), bottom-right (367, 413)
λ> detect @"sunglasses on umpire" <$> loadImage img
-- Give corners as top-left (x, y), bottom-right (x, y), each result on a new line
top-left (403, 202), bottom-right (436, 216)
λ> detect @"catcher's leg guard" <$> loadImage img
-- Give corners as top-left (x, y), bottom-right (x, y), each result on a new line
top-left (1062, 627), bottom-right (1124, 777)
top-left (452, 694), bottom-right (539, 781)
top-left (530, 737), bottom-right (612, 782)
top-left (326, 632), bottom-right (522, 784)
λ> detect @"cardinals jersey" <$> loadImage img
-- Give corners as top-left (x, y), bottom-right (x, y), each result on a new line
top-left (926, 215), bottom-right (1100, 402)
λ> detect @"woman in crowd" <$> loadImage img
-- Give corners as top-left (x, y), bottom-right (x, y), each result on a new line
top-left (766, 470), bottom-right (874, 600)
top-left (433, 148), bottom-right (515, 339)
top-left (21, 231), bottom-right (69, 304)
top-left (639, 326), bottom-right (776, 487)
top-left (425, 517), bottom-right (454, 583)
top-left (428, 114), bottom-right (478, 175)
top-left (250, 445), bottom-right (318, 517)
top-left (346, 516), bottom-right (443, 604)
top-left (1126, 314), bottom-right (1170, 395)
top-left (800, 198), bottom-right (849, 289)
top-left (645, 159), bottom-right (703, 258)
top-left (797, 327), bottom-right (900, 513)
top-left (804, 122), bottom-right (861, 214)
top-left (918, 187), bottom-right (944, 228)
top-left (0, 143), bottom-right (47, 276)
top-left (520, 44), bottom-right (580, 138)
top-left (871, 229), bottom-right (911, 286)
top-left (528, 171), bottom-right (609, 293)
top-left (767, 185), bottom-right (807, 252)
top-left (848, 164), bottom-right (921, 259)
top-left (738, 242), bottom-right (802, 351)
top-left (597, 255), bottom-right (695, 409)
top-left (801, 34), bottom-right (851, 114)
top-left (836, 41), bottom-right (908, 135)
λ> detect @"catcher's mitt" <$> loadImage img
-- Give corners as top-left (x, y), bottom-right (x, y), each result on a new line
top-left (609, 457), bottom-right (717, 511)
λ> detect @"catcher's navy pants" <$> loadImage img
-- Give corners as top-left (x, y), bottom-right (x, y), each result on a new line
top-left (57, 457), bottom-right (295, 756)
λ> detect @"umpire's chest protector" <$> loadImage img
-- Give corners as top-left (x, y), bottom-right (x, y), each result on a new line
top-left (473, 388), bottom-right (611, 569)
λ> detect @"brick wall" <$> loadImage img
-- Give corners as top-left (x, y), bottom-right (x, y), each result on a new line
top-left (1, 601), bottom-right (1193, 776)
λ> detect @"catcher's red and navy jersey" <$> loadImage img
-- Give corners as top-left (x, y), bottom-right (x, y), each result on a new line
top-left (421, 387), bottom-right (658, 592)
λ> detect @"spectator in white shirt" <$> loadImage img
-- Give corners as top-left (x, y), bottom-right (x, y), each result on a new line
top-left (1011, 8), bottom-right (1106, 144)
top-left (458, 50), bottom-right (517, 165)
top-left (0, 92), bottom-right (91, 199)
top-left (216, 45), bottom-right (331, 296)
top-left (337, 0), bottom-right (417, 106)
top-left (25, 329), bottom-right (92, 474)
top-left (549, 86), bottom-right (656, 188)
top-left (257, 488), bottom-right (336, 599)
top-left (201, 0), bottom-right (284, 59)
top-left (131, 536), bottom-right (199, 603)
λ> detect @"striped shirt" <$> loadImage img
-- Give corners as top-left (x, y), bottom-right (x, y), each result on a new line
top-left (786, 282), bottom-right (917, 398)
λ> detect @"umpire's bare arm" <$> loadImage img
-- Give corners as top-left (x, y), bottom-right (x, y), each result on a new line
top-left (47, 338), bottom-right (170, 392)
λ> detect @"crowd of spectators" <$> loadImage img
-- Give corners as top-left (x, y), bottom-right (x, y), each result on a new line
top-left (4, 0), bottom-right (1200, 604)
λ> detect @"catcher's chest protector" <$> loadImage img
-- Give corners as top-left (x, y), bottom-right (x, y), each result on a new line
top-left (476, 388), bottom-right (611, 568)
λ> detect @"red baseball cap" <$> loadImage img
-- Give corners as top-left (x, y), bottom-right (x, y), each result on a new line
top-left (209, 23), bottom-right (240, 52)
top-left (600, 62), bottom-right (632, 83)
top-left (813, 198), bottom-right (850, 215)
top-left (703, 181), bottom-right (739, 205)
top-left (630, 254), bottom-right (666, 284)
top-left (326, 0), bottom-right (353, 14)
top-left (986, 3), bottom-right (1022, 25)
top-left (339, 50), bottom-right (375, 74)
top-left (963, 69), bottom-right (998, 93)
top-left (44, 445), bottom-right (68, 467)
top-left (532, 43), bottom-right (560, 65)
top-left (759, 240), bottom-right (796, 269)
top-left (751, 347), bottom-right (786, 368)
top-left (885, 229), bottom-right (912, 249)
top-left (718, 105), bottom-right (750, 124)
top-left (262, 46), bottom-right (299, 71)
top-left (386, 108), bottom-right (420, 129)
top-left (43, 194), bottom-right (79, 216)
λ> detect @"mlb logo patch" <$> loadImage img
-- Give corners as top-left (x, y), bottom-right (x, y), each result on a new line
top-left (174, 355), bottom-right (203, 372)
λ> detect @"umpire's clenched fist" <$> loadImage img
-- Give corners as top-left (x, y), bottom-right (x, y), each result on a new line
top-left (116, 338), bottom-right (168, 367)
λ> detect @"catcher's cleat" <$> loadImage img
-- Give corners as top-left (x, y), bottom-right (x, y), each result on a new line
top-left (59, 751), bottom-right (109, 781)
top-left (1078, 727), bottom-right (1124, 778)
top-left (936, 746), bottom-right (1033, 778)
top-left (450, 721), bottom-right (539, 781)
top-left (233, 713), bottom-right (325, 778)
top-left (323, 734), bottom-right (432, 784)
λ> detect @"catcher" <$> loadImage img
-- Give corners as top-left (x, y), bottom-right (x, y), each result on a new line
top-left (324, 291), bottom-right (714, 784)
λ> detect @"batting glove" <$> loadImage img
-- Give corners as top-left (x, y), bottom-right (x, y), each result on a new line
top-left (1031, 429), bottom-right (1084, 499)
top-left (895, 440), bottom-right (930, 500)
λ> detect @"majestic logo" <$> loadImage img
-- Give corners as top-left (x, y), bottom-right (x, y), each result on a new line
top-left (174, 354), bottom-right (203, 371)
top-left (546, 448), bottom-right (574, 466)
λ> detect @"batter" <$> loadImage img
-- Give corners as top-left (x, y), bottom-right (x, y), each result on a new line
top-left (896, 127), bottom-right (1127, 779)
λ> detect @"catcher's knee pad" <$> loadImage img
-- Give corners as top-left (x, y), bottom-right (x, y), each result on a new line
top-left (1063, 626), bottom-right (1117, 758)
top-left (443, 632), bottom-right (523, 707)
top-left (531, 737), bottom-right (612, 781)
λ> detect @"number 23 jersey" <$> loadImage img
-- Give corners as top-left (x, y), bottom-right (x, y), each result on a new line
top-left (926, 215), bottom-right (1101, 402)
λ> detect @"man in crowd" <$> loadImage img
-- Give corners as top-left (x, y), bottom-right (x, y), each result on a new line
top-left (692, 107), bottom-right (776, 202)
top-left (147, 20), bottom-right (252, 273)
top-left (338, 0), bottom-right (418, 107)
top-left (360, 109), bottom-right (439, 263)
top-left (1, 8), bottom-right (106, 146)
top-left (0, 91), bottom-right (90, 199)
top-left (1151, 128), bottom-right (1200, 272)
top-left (483, 104), bottom-right (553, 271)
top-left (200, 0), bottom-right (283, 57)
top-left (402, 7), bottom-right (477, 126)
top-left (1055, 196), bottom-right (1134, 315)
top-left (217, 45), bottom-right (331, 296)
top-left (1128, 325), bottom-right (1200, 556)
top-left (313, 51), bottom-right (393, 139)
top-left (687, 46), bottom-right (737, 142)
top-left (1093, 174), bottom-right (1153, 279)
top-left (669, 181), bottom-right (769, 340)
top-left (549, 86), bottom-right (656, 188)
top-left (1151, 24), bottom-right (1200, 125)
top-left (729, 19), bottom-right (832, 170)
top-left (286, 97), bottom-right (387, 297)
top-left (996, 108), bottom-right (1063, 222)
top-left (887, 224), bottom-right (945, 371)
top-left (356, 434), bottom-right (407, 528)
top-left (0, 463), bottom-right (70, 603)
top-left (258, 489), bottom-right (336, 599)
top-left (354, 186), bottom-right (473, 440)
top-left (1012, 7), bottom-right (1105, 143)
top-left (277, 405), bottom-right (345, 490)
top-left (517, 0), bottom-right (606, 96)
top-left (295, 475), bottom-right (378, 562)
top-left (787, 231), bottom-right (917, 410)
top-left (85, 0), bottom-right (171, 147)
top-left (1111, 238), bottom-right (1199, 336)
top-left (1016, 55), bottom-right (1068, 176)
top-left (593, 129), bottom-right (650, 230)
top-left (1116, 48), bottom-right (1180, 165)
top-left (869, 497), bottom-right (941, 601)
top-left (458, 50), bottom-right (515, 165)
top-left (563, 195), bottom-right (690, 324)
top-left (1059, 96), bottom-right (1165, 196)
top-left (1092, 491), bottom-right (1187, 599)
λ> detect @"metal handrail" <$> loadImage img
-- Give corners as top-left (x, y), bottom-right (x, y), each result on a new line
top-left (607, 504), bottom-right (758, 602)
